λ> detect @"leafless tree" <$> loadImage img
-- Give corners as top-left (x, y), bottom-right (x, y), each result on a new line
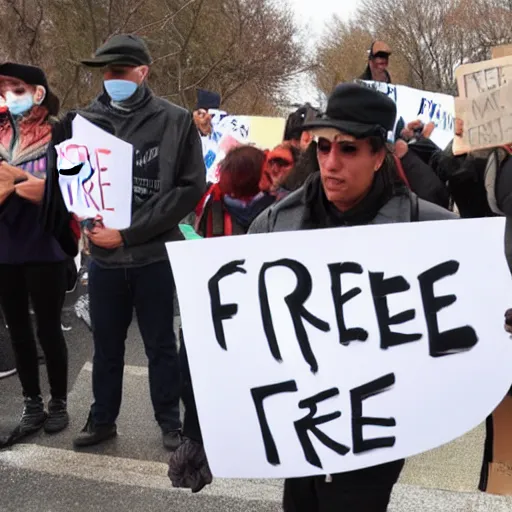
top-left (0, 0), bottom-right (308, 115)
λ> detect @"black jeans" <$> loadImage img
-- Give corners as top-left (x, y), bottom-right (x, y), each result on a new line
top-left (88, 260), bottom-right (181, 432)
top-left (179, 328), bottom-right (201, 443)
top-left (0, 262), bottom-right (68, 398)
top-left (283, 459), bottom-right (405, 512)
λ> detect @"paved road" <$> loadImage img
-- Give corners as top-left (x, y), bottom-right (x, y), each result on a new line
top-left (1, 301), bottom-right (512, 511)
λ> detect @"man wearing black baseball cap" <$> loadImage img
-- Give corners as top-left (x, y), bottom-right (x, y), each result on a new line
top-left (360, 41), bottom-right (393, 84)
top-left (73, 34), bottom-right (206, 452)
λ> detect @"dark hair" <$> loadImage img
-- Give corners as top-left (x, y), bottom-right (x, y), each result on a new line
top-left (368, 136), bottom-right (386, 154)
top-left (281, 143), bottom-right (319, 191)
top-left (365, 136), bottom-right (407, 192)
top-left (284, 104), bottom-right (320, 141)
top-left (218, 145), bottom-right (266, 199)
top-left (288, 144), bottom-right (302, 165)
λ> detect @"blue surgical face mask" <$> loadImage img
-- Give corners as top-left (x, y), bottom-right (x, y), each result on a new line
top-left (104, 79), bottom-right (138, 102)
top-left (4, 91), bottom-right (34, 116)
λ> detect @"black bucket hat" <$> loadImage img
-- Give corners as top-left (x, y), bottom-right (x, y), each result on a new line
top-left (81, 34), bottom-right (152, 68)
top-left (302, 83), bottom-right (397, 140)
top-left (0, 62), bottom-right (60, 116)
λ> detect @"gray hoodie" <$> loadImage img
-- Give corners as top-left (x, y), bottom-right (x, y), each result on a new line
top-left (84, 84), bottom-right (206, 267)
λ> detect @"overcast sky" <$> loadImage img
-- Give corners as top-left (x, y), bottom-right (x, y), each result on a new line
top-left (291, 0), bottom-right (362, 36)
top-left (286, 0), bottom-right (363, 106)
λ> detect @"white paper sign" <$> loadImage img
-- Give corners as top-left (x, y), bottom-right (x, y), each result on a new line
top-left (358, 81), bottom-right (456, 150)
top-left (168, 218), bottom-right (512, 479)
top-left (56, 114), bottom-right (133, 229)
top-left (201, 113), bottom-right (285, 184)
top-left (202, 113), bottom-right (250, 183)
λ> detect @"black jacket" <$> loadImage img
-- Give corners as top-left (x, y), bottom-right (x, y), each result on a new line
top-left (401, 146), bottom-right (450, 209)
top-left (84, 84), bottom-right (206, 267)
top-left (430, 142), bottom-right (496, 219)
top-left (359, 65), bottom-right (392, 84)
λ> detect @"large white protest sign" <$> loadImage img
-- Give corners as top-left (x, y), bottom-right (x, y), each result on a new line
top-left (56, 115), bottom-right (133, 229)
top-left (358, 81), bottom-right (455, 150)
top-left (168, 218), bottom-right (512, 479)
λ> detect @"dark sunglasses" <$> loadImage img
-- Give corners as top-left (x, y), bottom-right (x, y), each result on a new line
top-left (372, 52), bottom-right (390, 60)
top-left (316, 138), bottom-right (359, 156)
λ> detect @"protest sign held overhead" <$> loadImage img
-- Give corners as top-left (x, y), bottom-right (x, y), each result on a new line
top-left (167, 218), bottom-right (512, 479)
top-left (201, 113), bottom-right (286, 183)
top-left (357, 81), bottom-right (455, 150)
top-left (455, 82), bottom-right (512, 152)
top-left (492, 44), bottom-right (512, 60)
top-left (55, 114), bottom-right (133, 229)
top-left (454, 55), bottom-right (512, 155)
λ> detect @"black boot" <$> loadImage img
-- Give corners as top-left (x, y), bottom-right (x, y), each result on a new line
top-left (19, 396), bottom-right (47, 434)
top-left (73, 413), bottom-right (117, 448)
top-left (44, 398), bottom-right (69, 434)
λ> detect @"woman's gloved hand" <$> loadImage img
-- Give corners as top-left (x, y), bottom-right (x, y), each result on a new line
top-left (168, 437), bottom-right (212, 493)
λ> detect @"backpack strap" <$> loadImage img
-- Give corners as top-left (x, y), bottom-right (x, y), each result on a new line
top-left (409, 192), bottom-right (419, 222)
top-left (210, 199), bottom-right (225, 236)
top-left (484, 148), bottom-right (507, 216)
top-left (393, 154), bottom-right (411, 189)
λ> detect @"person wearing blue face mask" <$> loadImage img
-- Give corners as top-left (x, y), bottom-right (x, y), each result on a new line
top-left (0, 63), bottom-right (71, 446)
top-left (72, 34), bottom-right (206, 451)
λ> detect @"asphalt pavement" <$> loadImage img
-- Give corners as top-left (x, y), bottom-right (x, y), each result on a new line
top-left (1, 293), bottom-right (512, 511)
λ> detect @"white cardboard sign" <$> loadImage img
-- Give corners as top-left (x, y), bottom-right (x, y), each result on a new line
top-left (358, 81), bottom-right (456, 150)
top-left (167, 218), bottom-right (512, 479)
top-left (56, 114), bottom-right (133, 229)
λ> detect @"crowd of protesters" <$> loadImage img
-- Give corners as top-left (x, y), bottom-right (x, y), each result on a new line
top-left (1, 34), bottom-right (512, 511)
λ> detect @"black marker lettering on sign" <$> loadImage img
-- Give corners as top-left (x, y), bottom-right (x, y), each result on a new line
top-left (251, 380), bottom-right (298, 465)
top-left (351, 373), bottom-right (397, 455)
top-left (417, 260), bottom-right (478, 357)
top-left (208, 260), bottom-right (247, 350)
top-left (259, 259), bottom-right (330, 374)
top-left (294, 388), bottom-right (350, 469)
top-left (369, 272), bottom-right (422, 349)
top-left (328, 263), bottom-right (369, 346)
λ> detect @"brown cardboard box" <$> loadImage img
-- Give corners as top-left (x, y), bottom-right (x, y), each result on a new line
top-left (492, 45), bottom-right (512, 59)
top-left (482, 396), bottom-right (512, 495)
top-left (486, 463), bottom-right (512, 495)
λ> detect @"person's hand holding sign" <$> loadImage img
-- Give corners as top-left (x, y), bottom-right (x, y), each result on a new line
top-left (401, 120), bottom-right (436, 142)
top-left (85, 215), bottom-right (123, 250)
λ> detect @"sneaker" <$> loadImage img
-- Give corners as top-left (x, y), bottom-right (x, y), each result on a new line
top-left (19, 396), bottom-right (47, 434)
top-left (163, 430), bottom-right (182, 452)
top-left (73, 413), bottom-right (117, 448)
top-left (0, 368), bottom-right (16, 380)
top-left (75, 295), bottom-right (91, 331)
top-left (44, 398), bottom-right (69, 434)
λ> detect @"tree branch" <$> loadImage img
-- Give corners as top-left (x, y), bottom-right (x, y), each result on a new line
top-left (85, 0), bottom-right (99, 50)
top-left (116, 0), bottom-right (150, 34)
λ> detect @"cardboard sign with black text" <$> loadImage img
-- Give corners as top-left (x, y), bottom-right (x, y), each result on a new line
top-left (167, 218), bottom-right (512, 479)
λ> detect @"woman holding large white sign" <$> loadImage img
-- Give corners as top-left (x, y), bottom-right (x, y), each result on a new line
top-left (169, 83), bottom-right (458, 510)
